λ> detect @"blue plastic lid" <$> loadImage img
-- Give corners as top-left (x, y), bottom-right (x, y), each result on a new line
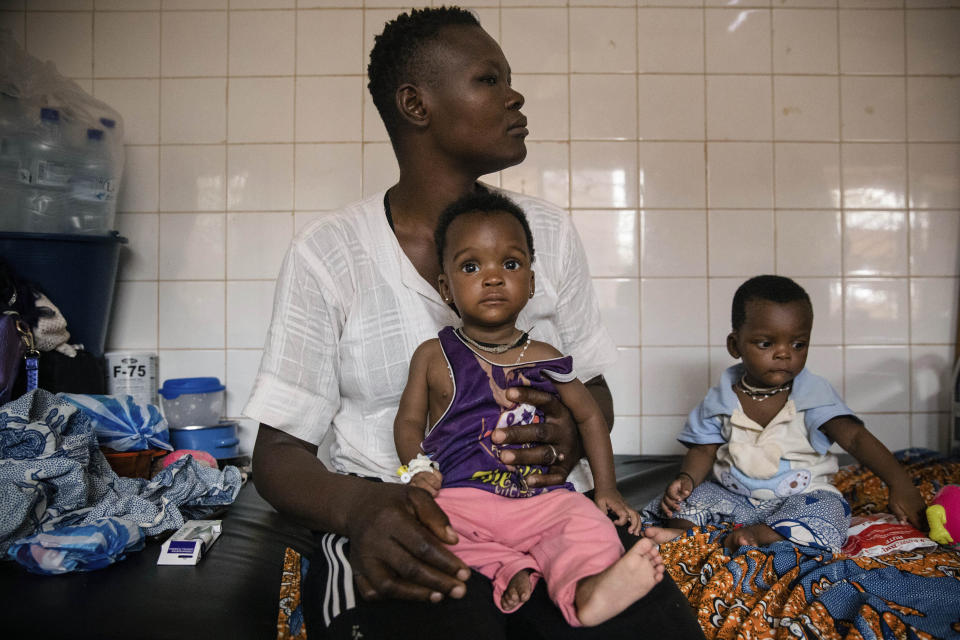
top-left (87, 128), bottom-right (104, 140)
top-left (159, 376), bottom-right (225, 399)
top-left (99, 117), bottom-right (116, 128)
top-left (40, 108), bottom-right (59, 121)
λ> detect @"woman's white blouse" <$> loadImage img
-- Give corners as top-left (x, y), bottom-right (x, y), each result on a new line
top-left (243, 188), bottom-right (617, 484)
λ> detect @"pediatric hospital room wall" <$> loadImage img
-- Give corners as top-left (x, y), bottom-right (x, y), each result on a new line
top-left (5, 0), bottom-right (958, 459)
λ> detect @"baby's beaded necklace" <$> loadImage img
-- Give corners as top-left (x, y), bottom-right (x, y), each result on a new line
top-left (735, 374), bottom-right (791, 402)
top-left (455, 327), bottom-right (531, 364)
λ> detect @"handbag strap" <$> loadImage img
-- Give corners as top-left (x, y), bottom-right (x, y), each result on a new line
top-left (4, 310), bottom-right (39, 393)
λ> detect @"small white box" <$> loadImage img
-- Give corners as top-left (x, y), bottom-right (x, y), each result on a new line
top-left (157, 520), bottom-right (223, 566)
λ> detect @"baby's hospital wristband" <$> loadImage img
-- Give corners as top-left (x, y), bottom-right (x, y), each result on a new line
top-left (397, 453), bottom-right (439, 484)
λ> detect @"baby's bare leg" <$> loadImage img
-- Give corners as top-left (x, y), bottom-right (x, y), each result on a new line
top-left (642, 518), bottom-right (696, 543)
top-left (501, 569), bottom-right (533, 611)
top-left (574, 538), bottom-right (665, 627)
top-left (724, 523), bottom-right (785, 551)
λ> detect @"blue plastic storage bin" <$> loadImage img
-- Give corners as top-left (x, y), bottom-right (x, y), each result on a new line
top-left (0, 231), bottom-right (127, 356)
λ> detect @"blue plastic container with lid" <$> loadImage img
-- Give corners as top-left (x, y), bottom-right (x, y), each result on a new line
top-left (158, 377), bottom-right (225, 429)
top-left (169, 420), bottom-right (240, 459)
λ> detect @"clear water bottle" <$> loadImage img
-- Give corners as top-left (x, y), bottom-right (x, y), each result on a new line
top-left (68, 127), bottom-right (115, 233)
top-left (19, 107), bottom-right (75, 233)
top-left (0, 93), bottom-right (25, 231)
top-left (99, 116), bottom-right (124, 184)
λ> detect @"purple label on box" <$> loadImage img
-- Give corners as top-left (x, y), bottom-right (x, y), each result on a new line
top-left (169, 540), bottom-right (198, 554)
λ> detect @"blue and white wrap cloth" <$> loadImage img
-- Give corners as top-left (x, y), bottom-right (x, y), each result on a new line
top-left (7, 518), bottom-right (145, 574)
top-left (0, 389), bottom-right (242, 574)
top-left (63, 393), bottom-right (173, 452)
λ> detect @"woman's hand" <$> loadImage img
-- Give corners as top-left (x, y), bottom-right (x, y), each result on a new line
top-left (594, 488), bottom-right (642, 535)
top-left (661, 475), bottom-right (693, 517)
top-left (346, 481), bottom-right (471, 603)
top-left (888, 483), bottom-right (927, 531)
top-left (491, 386), bottom-right (582, 488)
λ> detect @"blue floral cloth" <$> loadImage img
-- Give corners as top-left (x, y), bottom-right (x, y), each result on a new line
top-left (0, 389), bottom-right (242, 574)
top-left (7, 518), bottom-right (145, 574)
top-left (642, 483), bottom-right (851, 551)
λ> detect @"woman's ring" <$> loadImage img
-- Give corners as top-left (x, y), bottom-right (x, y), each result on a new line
top-left (545, 444), bottom-right (559, 466)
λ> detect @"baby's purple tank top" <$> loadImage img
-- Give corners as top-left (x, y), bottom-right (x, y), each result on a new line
top-left (421, 326), bottom-right (576, 498)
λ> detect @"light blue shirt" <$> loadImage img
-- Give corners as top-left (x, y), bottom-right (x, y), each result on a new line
top-left (678, 364), bottom-right (859, 456)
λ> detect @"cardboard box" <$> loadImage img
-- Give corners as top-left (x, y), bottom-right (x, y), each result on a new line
top-left (157, 520), bottom-right (222, 566)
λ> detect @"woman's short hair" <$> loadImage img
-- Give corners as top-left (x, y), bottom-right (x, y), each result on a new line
top-left (367, 7), bottom-right (480, 142)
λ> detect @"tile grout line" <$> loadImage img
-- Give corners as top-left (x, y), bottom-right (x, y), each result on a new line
top-left (902, 1), bottom-right (914, 444)
top-left (702, 2), bottom-right (711, 388)
top-left (768, 3), bottom-right (776, 286)
top-left (359, 5), bottom-right (366, 208)
top-left (156, 2), bottom-right (163, 359)
top-left (835, 2), bottom-right (847, 403)
top-left (634, 0), bottom-right (642, 452)
top-left (222, 0), bottom-right (232, 370)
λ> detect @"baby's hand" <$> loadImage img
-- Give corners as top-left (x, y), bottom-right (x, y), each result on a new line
top-left (889, 483), bottom-right (926, 531)
top-left (409, 470), bottom-right (443, 497)
top-left (595, 489), bottom-right (642, 536)
top-left (660, 474), bottom-right (693, 518)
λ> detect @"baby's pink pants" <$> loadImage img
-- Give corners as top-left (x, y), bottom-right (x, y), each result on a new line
top-left (435, 487), bottom-right (624, 627)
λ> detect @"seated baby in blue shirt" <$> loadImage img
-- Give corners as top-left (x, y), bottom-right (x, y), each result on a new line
top-left (642, 275), bottom-right (925, 553)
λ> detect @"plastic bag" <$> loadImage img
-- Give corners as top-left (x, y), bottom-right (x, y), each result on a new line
top-left (840, 513), bottom-right (936, 557)
top-left (64, 393), bottom-right (173, 452)
top-left (7, 517), bottom-right (144, 575)
top-left (0, 28), bottom-right (125, 234)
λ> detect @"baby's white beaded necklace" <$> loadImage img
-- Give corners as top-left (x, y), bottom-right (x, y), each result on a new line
top-left (455, 327), bottom-right (531, 364)
top-left (735, 374), bottom-right (791, 401)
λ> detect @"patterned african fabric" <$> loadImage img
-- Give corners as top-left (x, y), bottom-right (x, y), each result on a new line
top-left (657, 449), bottom-right (960, 640)
top-left (277, 547), bottom-right (308, 640)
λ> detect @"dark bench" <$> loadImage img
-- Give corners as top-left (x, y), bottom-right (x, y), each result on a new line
top-left (1, 455), bottom-right (681, 639)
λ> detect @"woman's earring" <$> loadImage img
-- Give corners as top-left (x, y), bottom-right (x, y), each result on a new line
top-left (529, 290), bottom-right (534, 299)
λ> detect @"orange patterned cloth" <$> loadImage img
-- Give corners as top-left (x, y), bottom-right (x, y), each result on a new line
top-left (278, 547), bottom-right (308, 640)
top-left (658, 525), bottom-right (960, 639)
top-left (833, 450), bottom-right (960, 518)
top-left (660, 449), bottom-right (960, 639)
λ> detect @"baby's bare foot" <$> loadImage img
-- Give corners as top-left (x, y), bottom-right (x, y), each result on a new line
top-left (724, 523), bottom-right (785, 552)
top-left (575, 538), bottom-right (664, 626)
top-left (501, 569), bottom-right (533, 611)
top-left (642, 526), bottom-right (684, 544)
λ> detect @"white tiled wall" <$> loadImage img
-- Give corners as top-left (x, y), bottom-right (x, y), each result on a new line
top-left (7, 0), bottom-right (959, 458)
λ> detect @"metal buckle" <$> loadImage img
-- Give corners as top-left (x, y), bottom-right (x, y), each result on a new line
top-left (13, 316), bottom-right (38, 356)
